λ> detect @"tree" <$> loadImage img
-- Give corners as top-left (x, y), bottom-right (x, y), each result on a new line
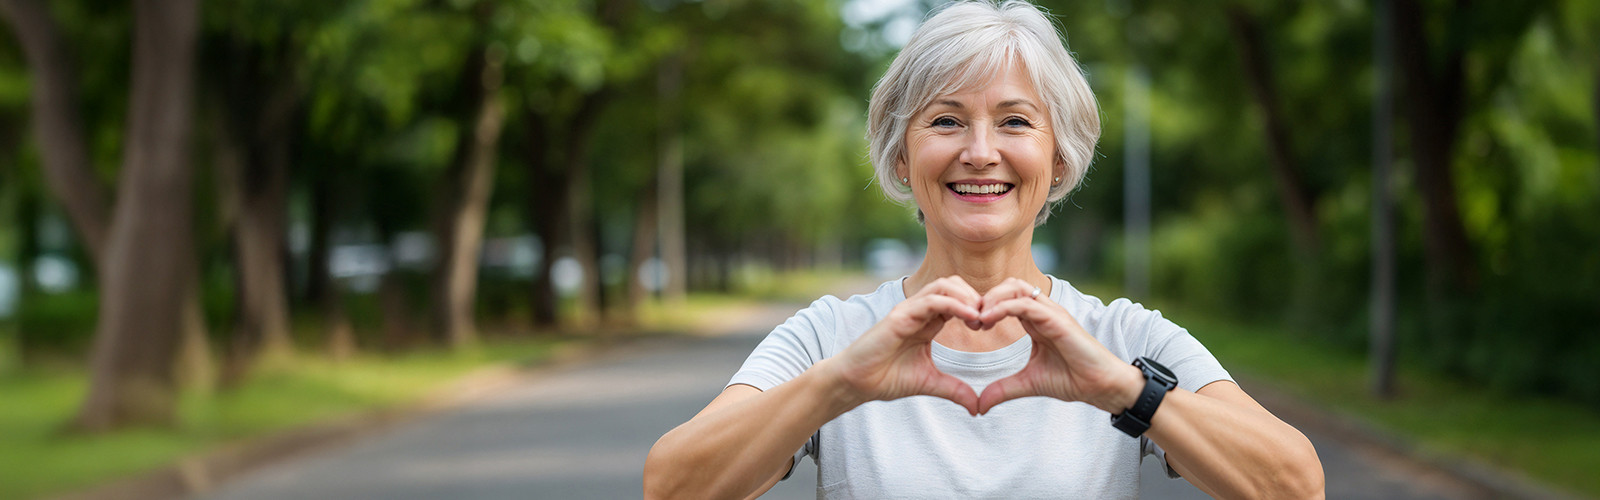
top-left (202, 9), bottom-right (306, 367)
top-left (74, 0), bottom-right (200, 430)
top-left (430, 1), bottom-right (506, 346)
top-left (1224, 5), bottom-right (1320, 254)
top-left (4, 0), bottom-right (212, 427)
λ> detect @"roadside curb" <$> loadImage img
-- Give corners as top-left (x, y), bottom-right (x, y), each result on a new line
top-left (1240, 375), bottom-right (1584, 500)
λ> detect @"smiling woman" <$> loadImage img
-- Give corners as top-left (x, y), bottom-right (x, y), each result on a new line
top-left (644, 1), bottom-right (1325, 499)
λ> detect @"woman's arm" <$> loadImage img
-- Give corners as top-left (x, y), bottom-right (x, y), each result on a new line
top-left (1146, 381), bottom-right (1324, 500)
top-left (643, 362), bottom-right (861, 500)
top-left (644, 277), bottom-right (987, 500)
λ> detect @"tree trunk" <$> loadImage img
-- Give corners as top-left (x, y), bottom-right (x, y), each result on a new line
top-left (228, 155), bottom-right (292, 359)
top-left (73, 0), bottom-right (199, 431)
top-left (1225, 6), bottom-right (1321, 253)
top-left (5, 0), bottom-right (214, 395)
top-left (1393, 0), bottom-right (1476, 294)
top-left (524, 112), bottom-right (564, 328)
top-left (0, 0), bottom-right (110, 261)
top-left (1369, 0), bottom-right (1398, 400)
top-left (657, 54), bottom-right (688, 304)
top-left (431, 41), bottom-right (506, 347)
top-left (209, 78), bottom-right (294, 372)
top-left (307, 162), bottom-right (349, 353)
top-left (1226, 5), bottom-right (1328, 329)
top-left (172, 268), bottom-right (215, 394)
top-left (322, 280), bottom-right (356, 361)
top-left (524, 90), bottom-right (609, 329)
top-left (307, 167), bottom-right (335, 308)
top-left (379, 270), bottom-right (414, 350)
top-left (566, 151), bottom-right (600, 328)
top-left (626, 177), bottom-right (659, 320)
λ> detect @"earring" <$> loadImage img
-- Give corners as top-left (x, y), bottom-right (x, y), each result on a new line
top-left (1054, 176), bottom-right (1061, 183)
top-left (901, 177), bottom-right (909, 184)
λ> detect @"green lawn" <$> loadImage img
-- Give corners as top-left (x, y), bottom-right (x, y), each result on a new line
top-left (0, 337), bottom-right (571, 500)
top-left (1167, 309), bottom-right (1600, 498)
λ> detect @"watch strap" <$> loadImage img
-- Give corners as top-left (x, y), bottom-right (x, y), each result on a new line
top-left (1111, 357), bottom-right (1177, 437)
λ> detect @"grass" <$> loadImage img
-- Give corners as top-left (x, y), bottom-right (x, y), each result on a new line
top-left (1156, 306), bottom-right (1600, 498)
top-left (0, 336), bottom-right (571, 500)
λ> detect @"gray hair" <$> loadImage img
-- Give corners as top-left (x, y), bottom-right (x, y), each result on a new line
top-left (867, 0), bottom-right (1101, 226)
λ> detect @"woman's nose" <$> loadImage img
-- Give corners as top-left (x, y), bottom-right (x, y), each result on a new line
top-left (959, 127), bottom-right (1000, 169)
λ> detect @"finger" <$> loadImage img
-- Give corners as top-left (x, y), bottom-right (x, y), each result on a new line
top-left (977, 372), bottom-right (1036, 415)
top-left (901, 294), bottom-right (980, 333)
top-left (917, 276), bottom-right (982, 307)
top-left (979, 278), bottom-right (1043, 312)
top-left (922, 372), bottom-right (981, 416)
top-left (978, 296), bottom-right (1061, 332)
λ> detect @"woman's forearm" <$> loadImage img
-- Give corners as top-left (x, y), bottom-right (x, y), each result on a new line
top-left (644, 358), bottom-right (864, 500)
top-left (1145, 386), bottom-right (1325, 500)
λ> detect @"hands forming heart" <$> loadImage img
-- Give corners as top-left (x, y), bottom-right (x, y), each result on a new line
top-left (825, 276), bottom-right (1142, 417)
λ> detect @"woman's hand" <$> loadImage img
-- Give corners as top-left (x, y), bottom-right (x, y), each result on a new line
top-left (824, 276), bottom-right (985, 415)
top-left (974, 278), bottom-right (1145, 415)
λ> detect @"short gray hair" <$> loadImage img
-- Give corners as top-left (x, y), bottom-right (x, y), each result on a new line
top-left (867, 0), bottom-right (1101, 226)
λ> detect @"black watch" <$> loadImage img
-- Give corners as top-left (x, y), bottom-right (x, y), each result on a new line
top-left (1110, 357), bottom-right (1178, 438)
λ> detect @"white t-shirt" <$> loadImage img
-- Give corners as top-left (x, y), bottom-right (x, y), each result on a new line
top-left (728, 276), bottom-right (1233, 499)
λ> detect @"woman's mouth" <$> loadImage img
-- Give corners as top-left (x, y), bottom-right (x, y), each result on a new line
top-left (947, 182), bottom-right (1014, 202)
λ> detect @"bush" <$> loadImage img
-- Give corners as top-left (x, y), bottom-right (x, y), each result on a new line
top-left (15, 290), bottom-right (99, 360)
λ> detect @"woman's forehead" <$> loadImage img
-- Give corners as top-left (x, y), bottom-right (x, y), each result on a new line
top-left (922, 64), bottom-right (1043, 111)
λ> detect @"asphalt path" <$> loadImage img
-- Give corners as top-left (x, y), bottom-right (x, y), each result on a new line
top-left (198, 314), bottom-right (1483, 500)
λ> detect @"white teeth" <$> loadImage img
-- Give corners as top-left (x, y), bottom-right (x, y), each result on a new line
top-left (951, 183), bottom-right (1011, 194)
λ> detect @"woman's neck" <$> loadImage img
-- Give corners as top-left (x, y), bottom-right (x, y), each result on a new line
top-left (905, 226), bottom-right (1050, 297)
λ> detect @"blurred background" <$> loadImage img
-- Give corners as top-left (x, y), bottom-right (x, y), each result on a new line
top-left (0, 0), bottom-right (1597, 498)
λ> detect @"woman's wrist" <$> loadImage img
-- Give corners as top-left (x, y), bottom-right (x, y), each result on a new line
top-left (808, 357), bottom-right (875, 417)
top-left (1093, 363), bottom-right (1147, 414)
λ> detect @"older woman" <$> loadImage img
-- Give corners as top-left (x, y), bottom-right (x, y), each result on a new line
top-left (644, 1), bottom-right (1324, 498)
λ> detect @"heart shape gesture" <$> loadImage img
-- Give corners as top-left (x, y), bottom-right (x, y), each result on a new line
top-left (825, 276), bottom-right (1141, 417)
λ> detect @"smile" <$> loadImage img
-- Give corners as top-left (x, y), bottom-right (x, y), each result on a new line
top-left (947, 182), bottom-right (1014, 202)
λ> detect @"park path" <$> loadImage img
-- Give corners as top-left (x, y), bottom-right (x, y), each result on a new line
top-left (196, 303), bottom-right (1487, 500)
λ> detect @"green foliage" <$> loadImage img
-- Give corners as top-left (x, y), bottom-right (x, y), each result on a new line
top-left (13, 290), bottom-right (98, 358)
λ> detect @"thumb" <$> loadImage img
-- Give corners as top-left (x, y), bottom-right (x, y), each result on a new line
top-left (977, 373), bottom-right (1035, 415)
top-left (922, 372), bottom-right (980, 416)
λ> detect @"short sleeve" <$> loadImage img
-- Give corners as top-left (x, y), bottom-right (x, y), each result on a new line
top-left (726, 297), bottom-right (835, 480)
top-left (727, 297), bottom-right (834, 391)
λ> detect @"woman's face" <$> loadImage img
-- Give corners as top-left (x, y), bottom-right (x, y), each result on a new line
top-left (901, 62), bottom-right (1060, 244)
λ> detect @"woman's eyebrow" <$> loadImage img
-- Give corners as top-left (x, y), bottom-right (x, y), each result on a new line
top-left (997, 99), bottom-right (1039, 111)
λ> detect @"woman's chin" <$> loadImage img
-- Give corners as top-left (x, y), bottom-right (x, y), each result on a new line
top-left (931, 214), bottom-right (1025, 243)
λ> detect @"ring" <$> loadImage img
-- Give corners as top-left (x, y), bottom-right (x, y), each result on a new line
top-left (1029, 287), bottom-right (1041, 299)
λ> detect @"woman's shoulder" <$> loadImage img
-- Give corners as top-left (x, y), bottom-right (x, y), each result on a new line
top-left (786, 277), bottom-right (905, 339)
top-left (1049, 276), bottom-right (1179, 339)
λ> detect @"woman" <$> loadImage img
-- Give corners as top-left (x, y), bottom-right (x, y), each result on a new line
top-left (644, 1), bottom-right (1324, 498)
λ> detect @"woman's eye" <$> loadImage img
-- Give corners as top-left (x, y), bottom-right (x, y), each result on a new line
top-left (932, 117), bottom-right (959, 127)
top-left (1004, 117), bottom-right (1031, 127)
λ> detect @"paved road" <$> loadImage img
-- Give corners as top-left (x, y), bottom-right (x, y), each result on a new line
top-left (199, 321), bottom-right (1477, 500)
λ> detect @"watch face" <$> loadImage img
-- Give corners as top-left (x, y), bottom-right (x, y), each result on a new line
top-left (1139, 357), bottom-right (1178, 384)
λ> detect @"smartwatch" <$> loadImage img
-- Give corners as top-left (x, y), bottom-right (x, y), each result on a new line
top-left (1111, 357), bottom-right (1178, 438)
